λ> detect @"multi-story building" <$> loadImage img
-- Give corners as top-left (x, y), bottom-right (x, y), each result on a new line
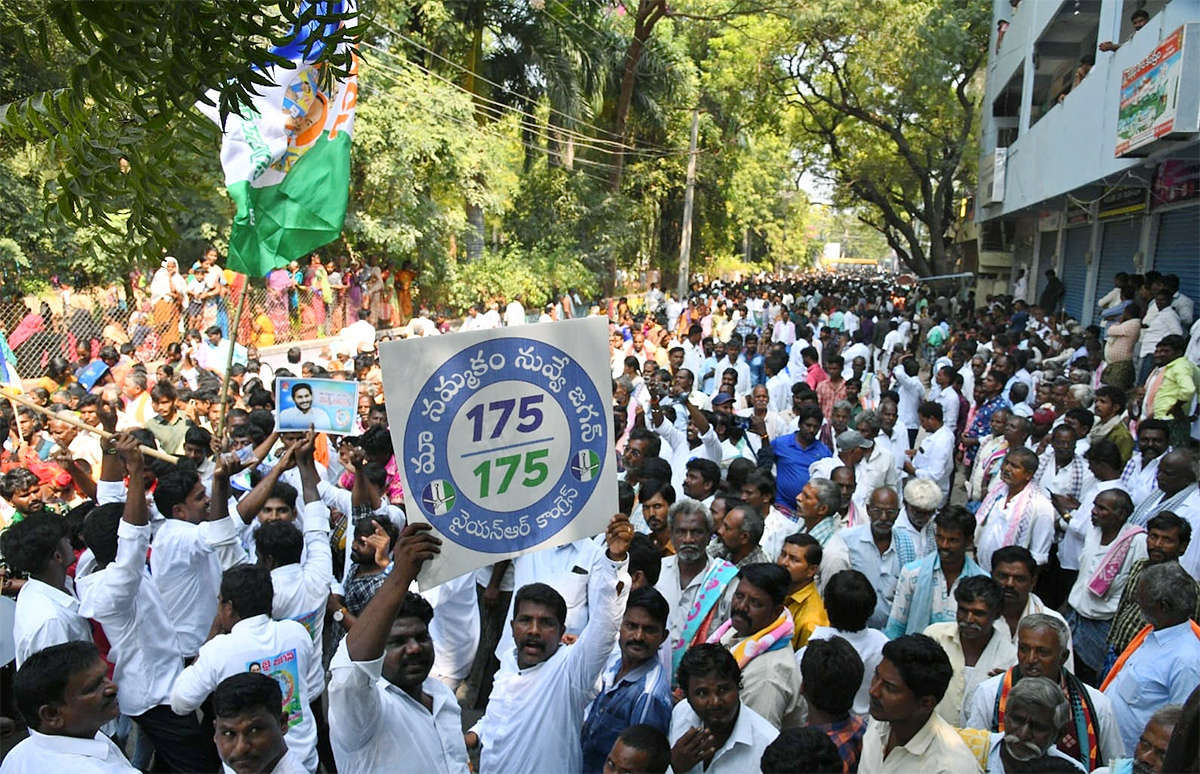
top-left (976, 0), bottom-right (1199, 325)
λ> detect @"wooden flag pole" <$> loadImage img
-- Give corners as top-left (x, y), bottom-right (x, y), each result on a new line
top-left (1, 387), bottom-right (179, 464)
top-left (215, 283), bottom-right (250, 444)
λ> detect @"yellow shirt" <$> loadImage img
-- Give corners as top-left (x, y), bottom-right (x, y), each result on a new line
top-left (785, 582), bottom-right (829, 649)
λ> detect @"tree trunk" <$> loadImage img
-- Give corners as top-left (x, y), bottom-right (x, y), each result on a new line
top-left (608, 0), bottom-right (666, 193)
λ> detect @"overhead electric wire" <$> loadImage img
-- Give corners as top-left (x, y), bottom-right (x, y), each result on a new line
top-left (361, 46), bottom-right (675, 164)
top-left (358, 69), bottom-right (617, 186)
top-left (369, 20), bottom-right (689, 157)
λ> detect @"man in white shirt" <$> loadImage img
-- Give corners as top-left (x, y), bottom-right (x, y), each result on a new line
top-left (1119, 420), bottom-right (1171, 506)
top-left (713, 335), bottom-right (752, 399)
top-left (655, 501), bottom-right (737, 662)
top-left (668, 644), bottom-right (779, 774)
top-left (150, 467), bottom-right (247, 659)
top-left (170, 563), bottom-right (324, 773)
top-left (493, 535), bottom-right (608, 662)
top-left (927, 365), bottom-right (960, 433)
top-left (255, 434), bottom-right (333, 643)
top-left (1, 514), bottom-right (93, 667)
top-left (892, 357), bottom-right (925, 446)
top-left (854, 410), bottom-right (900, 499)
top-left (877, 398), bottom-right (910, 482)
top-left (975, 448), bottom-right (1056, 572)
top-left (467, 514), bottom-right (633, 774)
top-left (328, 523), bottom-right (470, 774)
top-left (3, 641), bottom-right (137, 774)
top-left (903, 401), bottom-right (955, 508)
top-left (213, 673), bottom-right (309, 774)
top-left (504, 295), bottom-right (527, 327)
top-left (76, 435), bottom-right (221, 773)
top-left (965, 614), bottom-right (1123, 770)
top-left (859, 634), bottom-right (982, 774)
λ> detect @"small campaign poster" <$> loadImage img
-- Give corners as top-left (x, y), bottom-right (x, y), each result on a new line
top-left (274, 377), bottom-right (358, 434)
top-left (246, 649), bottom-right (304, 729)
top-left (379, 317), bottom-right (617, 588)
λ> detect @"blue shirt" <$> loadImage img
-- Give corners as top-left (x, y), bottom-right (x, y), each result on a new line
top-left (1103, 620), bottom-right (1200, 756)
top-left (747, 353), bottom-right (765, 386)
top-left (700, 355), bottom-right (720, 393)
top-left (580, 651), bottom-right (673, 773)
top-left (771, 434), bottom-right (832, 509)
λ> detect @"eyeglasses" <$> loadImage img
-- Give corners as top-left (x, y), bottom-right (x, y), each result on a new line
top-left (867, 506), bottom-right (900, 517)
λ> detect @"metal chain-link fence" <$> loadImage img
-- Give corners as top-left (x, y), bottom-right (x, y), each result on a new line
top-left (0, 278), bottom-right (368, 379)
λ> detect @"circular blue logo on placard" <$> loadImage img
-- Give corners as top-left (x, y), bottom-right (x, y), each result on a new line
top-left (404, 338), bottom-right (608, 553)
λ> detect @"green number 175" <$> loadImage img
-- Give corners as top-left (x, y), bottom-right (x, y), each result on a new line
top-left (472, 449), bottom-right (550, 498)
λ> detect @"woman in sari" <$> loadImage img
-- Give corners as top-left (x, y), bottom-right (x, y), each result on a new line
top-left (266, 266), bottom-right (293, 337)
top-left (150, 256), bottom-right (186, 348)
top-left (395, 260), bottom-right (417, 325)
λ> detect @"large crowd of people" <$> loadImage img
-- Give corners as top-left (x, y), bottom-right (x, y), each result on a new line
top-left (0, 268), bottom-right (1198, 774)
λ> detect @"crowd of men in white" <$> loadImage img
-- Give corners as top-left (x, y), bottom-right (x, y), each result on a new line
top-left (1, 272), bottom-right (1199, 774)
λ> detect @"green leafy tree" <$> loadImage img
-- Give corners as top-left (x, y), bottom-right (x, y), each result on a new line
top-left (777, 0), bottom-right (988, 276)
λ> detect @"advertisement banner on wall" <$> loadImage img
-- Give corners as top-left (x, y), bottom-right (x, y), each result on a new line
top-left (1116, 25), bottom-right (1199, 157)
top-left (378, 317), bottom-right (617, 588)
top-left (1151, 158), bottom-right (1200, 208)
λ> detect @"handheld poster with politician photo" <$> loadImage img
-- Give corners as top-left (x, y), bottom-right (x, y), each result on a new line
top-left (274, 377), bottom-right (359, 434)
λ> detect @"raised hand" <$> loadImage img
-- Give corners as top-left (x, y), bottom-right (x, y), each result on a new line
top-left (605, 512), bottom-right (634, 561)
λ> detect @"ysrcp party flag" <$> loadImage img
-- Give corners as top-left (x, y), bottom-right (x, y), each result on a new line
top-left (197, 1), bottom-right (358, 276)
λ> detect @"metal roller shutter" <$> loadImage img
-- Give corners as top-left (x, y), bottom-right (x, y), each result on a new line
top-left (1095, 218), bottom-right (1141, 321)
top-left (1153, 207), bottom-right (1200, 308)
top-left (1061, 226), bottom-right (1090, 320)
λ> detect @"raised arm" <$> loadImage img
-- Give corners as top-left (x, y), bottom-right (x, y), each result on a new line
top-left (345, 524), bottom-right (441, 662)
top-left (235, 443), bottom-right (294, 524)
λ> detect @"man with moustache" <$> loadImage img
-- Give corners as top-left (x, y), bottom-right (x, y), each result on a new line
top-left (668, 644), bottom-right (779, 774)
top-left (467, 514), bottom-right (634, 774)
top-left (974, 448), bottom-right (1056, 573)
top-left (2, 641), bottom-right (136, 773)
top-left (1118, 420), bottom-right (1171, 505)
top-left (923, 576), bottom-right (1017, 726)
top-left (859, 634), bottom-right (981, 773)
top-left (655, 499), bottom-right (737, 676)
top-left (981, 677), bottom-right (1086, 773)
top-left (1103, 512), bottom-right (1200, 670)
top-left (886, 506), bottom-right (987, 638)
top-left (708, 563), bottom-right (803, 728)
top-left (327, 523), bottom-right (469, 774)
top-left (821, 486), bottom-right (918, 629)
top-left (212, 673), bottom-right (306, 774)
top-left (579, 588), bottom-right (674, 773)
top-left (966, 614), bottom-right (1124, 772)
top-left (1092, 706), bottom-right (1182, 774)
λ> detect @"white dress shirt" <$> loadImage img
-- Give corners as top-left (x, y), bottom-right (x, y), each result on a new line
top-left (859, 442), bottom-right (899, 503)
top-left (494, 538), bottom-right (606, 662)
top-left (327, 643), bottom-right (470, 774)
top-left (1120, 452), bottom-right (1165, 506)
top-left (76, 520), bottom-right (184, 718)
top-left (426, 572), bottom-right (481, 683)
top-left (877, 422), bottom-right (911, 481)
top-left (966, 675), bottom-right (1124, 766)
top-left (171, 615), bottom-right (323, 772)
top-left (911, 425), bottom-right (955, 507)
top-left (668, 701), bottom-right (778, 774)
top-left (928, 386), bottom-right (959, 434)
top-left (504, 301), bottom-right (526, 327)
top-left (713, 356), bottom-right (752, 398)
top-left (1058, 479), bottom-right (1122, 571)
top-left (894, 509), bottom-right (936, 558)
top-left (654, 416), bottom-right (722, 494)
top-left (1067, 525), bottom-right (1147, 620)
top-left (474, 553), bottom-right (629, 774)
top-left (892, 365), bottom-right (925, 429)
top-left (0, 729), bottom-right (138, 774)
top-left (270, 500), bottom-right (333, 647)
top-left (12, 578), bottom-right (93, 668)
top-left (974, 485), bottom-right (1057, 572)
top-left (859, 710), bottom-right (982, 774)
top-left (150, 515), bottom-right (243, 658)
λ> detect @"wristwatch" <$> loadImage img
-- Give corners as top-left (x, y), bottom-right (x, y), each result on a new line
top-left (333, 607), bottom-right (348, 623)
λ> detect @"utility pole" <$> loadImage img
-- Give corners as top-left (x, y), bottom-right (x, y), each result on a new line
top-left (676, 108), bottom-right (699, 299)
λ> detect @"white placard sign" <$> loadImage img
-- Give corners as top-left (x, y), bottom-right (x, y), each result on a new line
top-left (378, 316), bottom-right (616, 588)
